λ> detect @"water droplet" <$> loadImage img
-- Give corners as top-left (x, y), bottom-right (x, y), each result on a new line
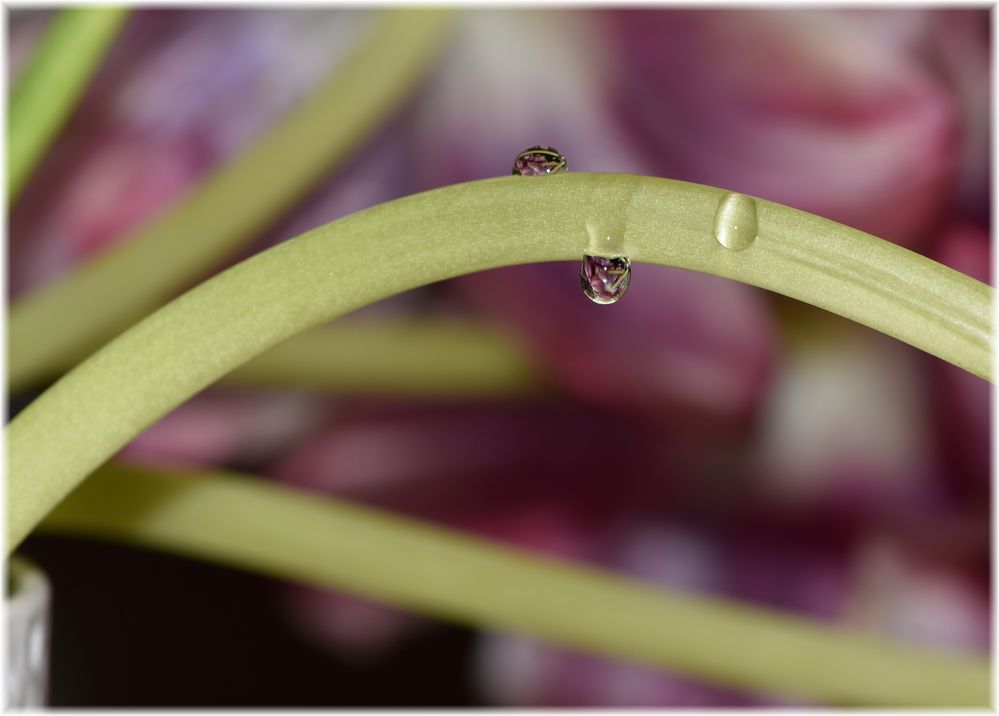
top-left (580, 255), bottom-right (631, 304)
top-left (714, 192), bottom-right (758, 251)
top-left (513, 146), bottom-right (567, 176)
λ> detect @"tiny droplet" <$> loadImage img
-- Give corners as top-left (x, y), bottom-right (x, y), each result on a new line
top-left (580, 255), bottom-right (631, 305)
top-left (714, 192), bottom-right (758, 251)
top-left (513, 146), bottom-right (567, 176)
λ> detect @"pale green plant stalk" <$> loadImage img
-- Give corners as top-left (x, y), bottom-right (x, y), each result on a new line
top-left (221, 318), bottom-right (543, 395)
top-left (8, 8), bottom-right (129, 203)
top-left (39, 463), bottom-right (989, 706)
top-left (8, 173), bottom-right (992, 552)
top-left (37, 317), bottom-right (544, 396)
top-left (8, 9), bottom-right (453, 391)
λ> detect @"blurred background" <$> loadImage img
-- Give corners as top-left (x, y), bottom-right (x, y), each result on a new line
top-left (8, 7), bottom-right (991, 707)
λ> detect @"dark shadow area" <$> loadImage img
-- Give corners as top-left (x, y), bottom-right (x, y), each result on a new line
top-left (19, 535), bottom-right (481, 707)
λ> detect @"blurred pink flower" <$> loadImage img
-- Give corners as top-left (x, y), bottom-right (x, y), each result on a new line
top-left (121, 389), bottom-right (327, 469)
top-left (754, 320), bottom-right (937, 515)
top-left (272, 402), bottom-right (682, 522)
top-left (604, 9), bottom-right (959, 248)
top-left (476, 632), bottom-right (764, 707)
top-left (846, 535), bottom-right (989, 652)
top-left (926, 10), bottom-right (989, 222)
top-left (281, 587), bottom-right (427, 663)
top-left (449, 263), bottom-right (777, 430)
top-left (406, 10), bottom-right (644, 191)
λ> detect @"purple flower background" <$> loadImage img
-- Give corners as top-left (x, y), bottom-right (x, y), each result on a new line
top-left (9, 8), bottom-right (990, 707)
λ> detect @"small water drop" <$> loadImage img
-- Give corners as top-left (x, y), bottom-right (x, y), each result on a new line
top-left (580, 255), bottom-right (631, 305)
top-left (714, 192), bottom-right (758, 251)
top-left (513, 146), bottom-right (567, 176)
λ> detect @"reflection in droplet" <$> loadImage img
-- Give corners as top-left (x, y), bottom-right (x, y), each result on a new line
top-left (714, 192), bottom-right (758, 251)
top-left (580, 255), bottom-right (631, 305)
top-left (512, 146), bottom-right (567, 176)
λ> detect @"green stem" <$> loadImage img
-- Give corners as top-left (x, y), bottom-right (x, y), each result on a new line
top-left (8, 174), bottom-right (992, 550)
top-left (223, 318), bottom-right (543, 396)
top-left (38, 463), bottom-right (989, 706)
top-left (8, 9), bottom-right (453, 392)
top-left (8, 8), bottom-right (129, 203)
top-left (34, 316), bottom-right (543, 396)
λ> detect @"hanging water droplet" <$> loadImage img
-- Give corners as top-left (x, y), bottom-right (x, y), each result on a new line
top-left (580, 255), bottom-right (631, 305)
top-left (714, 192), bottom-right (758, 251)
top-left (512, 146), bottom-right (567, 176)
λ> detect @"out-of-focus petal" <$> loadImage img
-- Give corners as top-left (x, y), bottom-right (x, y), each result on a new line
top-left (754, 316), bottom-right (935, 515)
top-left (927, 10), bottom-right (990, 222)
top-left (476, 632), bottom-right (764, 706)
top-left (846, 535), bottom-right (989, 652)
top-left (121, 389), bottom-right (327, 468)
top-left (281, 586), bottom-right (427, 662)
top-left (271, 402), bottom-right (696, 522)
top-left (449, 263), bottom-right (777, 432)
top-left (604, 9), bottom-right (958, 248)
top-left (408, 10), bottom-right (644, 192)
top-left (930, 221), bottom-right (991, 285)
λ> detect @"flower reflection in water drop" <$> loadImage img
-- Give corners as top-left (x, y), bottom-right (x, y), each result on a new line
top-left (580, 254), bottom-right (631, 305)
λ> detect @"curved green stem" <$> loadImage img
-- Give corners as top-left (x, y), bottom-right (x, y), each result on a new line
top-left (38, 463), bottom-right (989, 706)
top-left (8, 174), bottom-right (992, 551)
top-left (8, 8), bottom-right (129, 203)
top-left (8, 9), bottom-right (453, 392)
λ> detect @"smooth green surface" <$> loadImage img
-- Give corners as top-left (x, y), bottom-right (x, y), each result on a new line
top-left (8, 174), bottom-right (992, 551)
top-left (8, 8), bottom-right (128, 203)
top-left (223, 318), bottom-right (544, 395)
top-left (39, 464), bottom-right (989, 706)
top-left (35, 316), bottom-right (545, 396)
top-left (8, 9), bottom-right (453, 391)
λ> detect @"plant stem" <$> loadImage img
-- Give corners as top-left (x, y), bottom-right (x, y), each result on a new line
top-left (8, 174), bottom-right (992, 550)
top-left (38, 463), bottom-right (989, 706)
top-left (222, 318), bottom-right (544, 396)
top-left (8, 9), bottom-right (453, 392)
top-left (8, 8), bottom-right (129, 203)
top-left (30, 315), bottom-right (543, 396)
